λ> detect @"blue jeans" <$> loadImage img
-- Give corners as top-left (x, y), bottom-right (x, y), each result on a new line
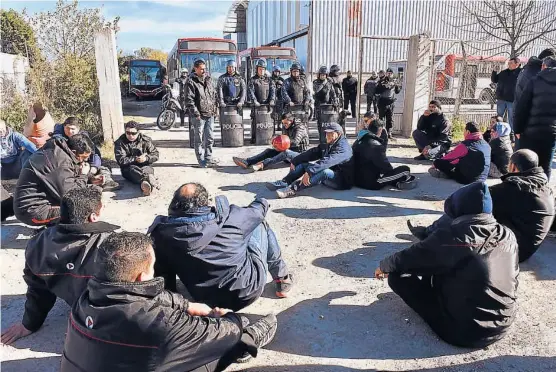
top-left (283, 163), bottom-right (341, 189)
top-left (248, 223), bottom-right (288, 280)
top-left (0, 150), bottom-right (32, 180)
top-left (191, 116), bottom-right (214, 164)
top-left (496, 100), bottom-right (514, 129)
top-left (246, 148), bottom-right (299, 168)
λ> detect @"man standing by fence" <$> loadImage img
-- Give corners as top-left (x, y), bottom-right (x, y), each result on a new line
top-left (491, 57), bottom-right (521, 132)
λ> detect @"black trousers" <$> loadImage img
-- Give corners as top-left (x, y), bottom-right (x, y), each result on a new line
top-left (366, 95), bottom-right (377, 113)
top-left (344, 95), bottom-right (357, 117)
top-left (518, 133), bottom-right (556, 179)
top-left (190, 332), bottom-right (257, 372)
top-left (378, 103), bottom-right (394, 131)
top-left (121, 165), bottom-right (154, 185)
top-left (367, 165), bottom-right (410, 190)
top-left (433, 159), bottom-right (472, 185)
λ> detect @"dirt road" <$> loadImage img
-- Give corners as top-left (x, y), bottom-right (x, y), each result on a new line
top-left (2, 101), bottom-right (555, 372)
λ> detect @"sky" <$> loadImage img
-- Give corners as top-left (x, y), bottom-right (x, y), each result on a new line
top-left (2, 0), bottom-right (234, 54)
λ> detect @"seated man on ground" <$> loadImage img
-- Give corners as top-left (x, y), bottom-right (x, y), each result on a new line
top-left (429, 121), bottom-right (491, 184)
top-left (1, 119), bottom-right (37, 180)
top-left (412, 100), bottom-right (452, 160)
top-left (148, 183), bottom-right (293, 311)
top-left (489, 149), bottom-right (554, 262)
top-left (377, 182), bottom-right (519, 348)
top-left (13, 134), bottom-right (93, 226)
top-left (353, 116), bottom-right (416, 190)
top-left (61, 231), bottom-right (278, 372)
top-left (114, 121), bottom-right (159, 196)
top-left (267, 123), bottom-right (354, 199)
top-left (1, 186), bottom-right (119, 345)
top-left (361, 111), bottom-right (388, 147)
top-left (485, 116), bottom-right (513, 178)
top-left (52, 117), bottom-right (120, 191)
top-left (233, 113), bottom-right (309, 172)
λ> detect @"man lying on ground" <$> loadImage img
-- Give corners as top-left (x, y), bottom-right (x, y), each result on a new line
top-left (61, 231), bottom-right (278, 371)
top-left (352, 116), bottom-right (416, 190)
top-left (148, 183), bottom-right (293, 311)
top-left (1, 187), bottom-right (119, 345)
top-left (412, 100), bottom-right (452, 160)
top-left (233, 113), bottom-right (309, 172)
top-left (13, 134), bottom-right (93, 226)
top-left (52, 117), bottom-right (120, 191)
top-left (485, 116), bottom-right (512, 178)
top-left (114, 121), bottom-right (160, 196)
top-left (377, 182), bottom-right (519, 348)
top-left (267, 122), bottom-right (354, 198)
top-left (429, 121), bottom-right (491, 184)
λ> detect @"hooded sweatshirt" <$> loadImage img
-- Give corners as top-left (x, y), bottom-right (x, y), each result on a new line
top-left (440, 132), bottom-right (491, 182)
top-left (489, 122), bottom-right (513, 175)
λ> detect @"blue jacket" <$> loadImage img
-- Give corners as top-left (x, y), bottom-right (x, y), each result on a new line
top-left (1, 128), bottom-right (37, 164)
top-left (52, 124), bottom-right (102, 168)
top-left (292, 135), bottom-right (354, 189)
top-left (216, 72), bottom-right (246, 105)
top-left (148, 196), bottom-right (269, 311)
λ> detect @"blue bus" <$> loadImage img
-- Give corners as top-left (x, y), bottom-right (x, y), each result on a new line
top-left (129, 59), bottom-right (167, 99)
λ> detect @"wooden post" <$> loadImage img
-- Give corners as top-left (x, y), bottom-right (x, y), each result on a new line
top-left (94, 27), bottom-right (124, 143)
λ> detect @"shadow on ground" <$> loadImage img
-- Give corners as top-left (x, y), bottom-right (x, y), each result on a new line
top-left (520, 237), bottom-right (556, 281)
top-left (0, 221), bottom-right (38, 249)
top-left (1, 357), bottom-right (61, 372)
top-left (267, 291), bottom-right (467, 359)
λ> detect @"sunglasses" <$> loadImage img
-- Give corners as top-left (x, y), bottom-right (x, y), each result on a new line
top-left (126, 131), bottom-right (138, 135)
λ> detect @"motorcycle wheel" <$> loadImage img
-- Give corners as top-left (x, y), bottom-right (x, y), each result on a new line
top-left (157, 109), bottom-right (176, 130)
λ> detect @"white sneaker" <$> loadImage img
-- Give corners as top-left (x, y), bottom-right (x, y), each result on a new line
top-left (276, 186), bottom-right (296, 199)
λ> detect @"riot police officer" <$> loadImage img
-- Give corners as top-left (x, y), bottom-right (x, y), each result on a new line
top-left (175, 68), bottom-right (189, 126)
top-left (364, 71), bottom-right (379, 113)
top-left (281, 62), bottom-right (312, 126)
top-left (248, 59), bottom-right (276, 144)
top-left (313, 66), bottom-right (338, 142)
top-left (375, 68), bottom-right (402, 139)
top-left (271, 65), bottom-right (285, 130)
top-left (328, 64), bottom-right (346, 130)
top-left (216, 60), bottom-right (246, 113)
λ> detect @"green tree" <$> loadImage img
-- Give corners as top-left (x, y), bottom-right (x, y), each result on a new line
top-left (0, 9), bottom-right (40, 63)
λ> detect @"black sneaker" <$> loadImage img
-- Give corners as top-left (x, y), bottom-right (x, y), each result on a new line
top-left (102, 180), bottom-right (122, 192)
top-left (397, 175), bottom-right (417, 190)
top-left (275, 274), bottom-right (293, 298)
top-left (413, 154), bottom-right (427, 161)
top-left (407, 220), bottom-right (428, 240)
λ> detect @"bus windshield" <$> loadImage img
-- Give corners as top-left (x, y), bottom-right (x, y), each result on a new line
top-left (130, 61), bottom-right (162, 86)
top-left (180, 52), bottom-right (235, 80)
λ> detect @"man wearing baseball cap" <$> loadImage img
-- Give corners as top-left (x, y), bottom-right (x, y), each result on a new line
top-left (266, 122), bottom-right (354, 198)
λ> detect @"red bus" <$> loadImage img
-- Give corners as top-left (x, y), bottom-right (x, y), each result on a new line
top-left (239, 46), bottom-right (297, 81)
top-left (167, 37), bottom-right (237, 84)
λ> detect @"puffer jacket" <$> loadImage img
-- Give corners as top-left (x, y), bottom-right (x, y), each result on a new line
top-left (14, 137), bottom-right (88, 225)
top-left (490, 167), bottom-right (555, 262)
top-left (217, 72), bottom-right (246, 106)
top-left (441, 132), bottom-right (491, 183)
top-left (22, 221), bottom-right (119, 332)
top-left (114, 133), bottom-right (159, 169)
top-left (489, 135), bottom-right (512, 175)
top-left (491, 67), bottom-right (521, 102)
top-left (185, 73), bottom-right (217, 118)
top-left (61, 277), bottom-right (247, 372)
top-left (416, 112), bottom-right (452, 149)
top-left (148, 197), bottom-right (269, 311)
top-left (283, 120), bottom-right (309, 153)
top-left (292, 135), bottom-right (354, 190)
top-left (363, 78), bottom-right (378, 96)
top-left (514, 57), bottom-right (542, 107)
top-left (380, 182), bottom-right (519, 348)
top-left (352, 130), bottom-right (393, 189)
top-left (513, 67), bottom-right (556, 138)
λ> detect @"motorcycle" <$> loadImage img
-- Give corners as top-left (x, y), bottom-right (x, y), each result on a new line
top-left (156, 84), bottom-right (182, 130)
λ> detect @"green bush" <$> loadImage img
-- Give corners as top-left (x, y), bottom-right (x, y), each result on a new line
top-left (0, 81), bottom-right (28, 132)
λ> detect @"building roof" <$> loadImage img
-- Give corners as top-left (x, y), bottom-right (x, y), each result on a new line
top-left (223, 0), bottom-right (248, 33)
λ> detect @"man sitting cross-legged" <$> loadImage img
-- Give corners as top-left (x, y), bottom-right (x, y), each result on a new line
top-left (233, 113), bottom-right (309, 172)
top-left (61, 231), bottom-right (278, 371)
top-left (1, 186), bottom-right (119, 345)
top-left (377, 182), bottom-right (519, 348)
top-left (266, 122), bottom-right (354, 198)
top-left (353, 116), bottom-right (417, 190)
top-left (148, 183), bottom-right (293, 311)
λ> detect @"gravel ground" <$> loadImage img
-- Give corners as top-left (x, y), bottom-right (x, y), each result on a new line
top-left (2, 101), bottom-right (555, 372)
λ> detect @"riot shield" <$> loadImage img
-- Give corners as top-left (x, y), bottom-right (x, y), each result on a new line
top-left (317, 104), bottom-right (340, 144)
top-left (220, 105), bottom-right (244, 147)
top-left (253, 105), bottom-right (274, 145)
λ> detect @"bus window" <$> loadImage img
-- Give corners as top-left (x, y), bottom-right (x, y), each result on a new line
top-left (209, 53), bottom-right (234, 80)
top-left (272, 58), bottom-right (294, 72)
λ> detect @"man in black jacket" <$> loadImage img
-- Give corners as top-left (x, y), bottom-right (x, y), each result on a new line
top-left (185, 58), bottom-right (218, 168)
top-left (364, 71), bottom-right (379, 113)
top-left (491, 57), bottom-right (521, 129)
top-left (342, 70), bottom-right (358, 117)
top-left (412, 100), bottom-right (452, 160)
top-left (514, 48), bottom-right (555, 110)
top-left (313, 66), bottom-right (339, 143)
top-left (1, 186), bottom-right (119, 345)
top-left (175, 68), bottom-right (189, 127)
top-left (13, 134), bottom-right (93, 226)
top-left (271, 65), bottom-right (285, 131)
top-left (490, 149), bottom-right (554, 262)
top-left (149, 183), bottom-right (292, 310)
top-left (353, 117), bottom-right (416, 190)
top-left (377, 182), bottom-right (519, 348)
top-left (267, 123), bottom-right (354, 198)
top-left (514, 56), bottom-right (556, 178)
top-left (375, 68), bottom-right (402, 138)
top-left (114, 121), bottom-right (159, 196)
top-left (233, 113), bottom-right (308, 172)
top-left (61, 231), bottom-right (278, 372)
